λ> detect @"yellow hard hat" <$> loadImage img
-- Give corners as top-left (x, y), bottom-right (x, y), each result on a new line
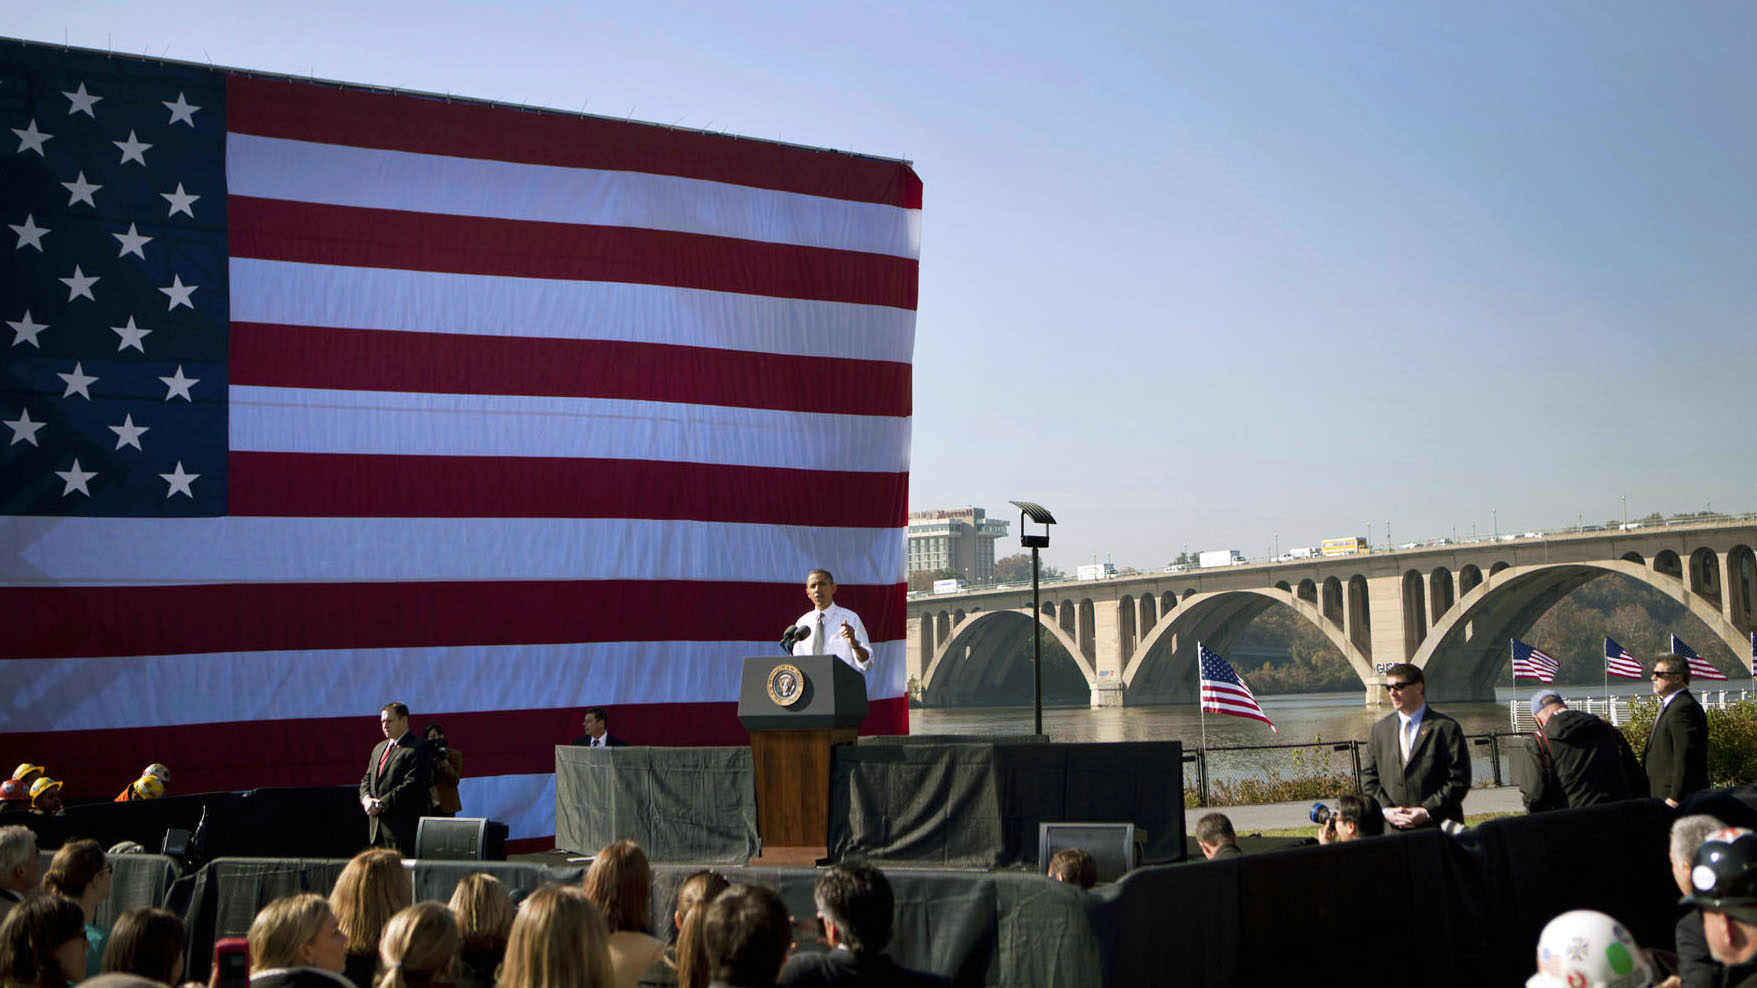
top-left (13, 764), bottom-right (44, 781)
top-left (131, 776), bottom-right (166, 800)
top-left (29, 777), bottom-right (62, 799)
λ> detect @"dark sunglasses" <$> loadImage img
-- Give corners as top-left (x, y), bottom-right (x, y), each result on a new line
top-left (1651, 669), bottom-right (1679, 679)
top-left (1386, 681), bottom-right (1414, 691)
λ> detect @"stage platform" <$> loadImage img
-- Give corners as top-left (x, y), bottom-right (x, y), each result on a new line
top-left (555, 737), bottom-right (1189, 867)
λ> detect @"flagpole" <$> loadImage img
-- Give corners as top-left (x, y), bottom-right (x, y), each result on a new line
top-left (1603, 636), bottom-right (1610, 715)
top-left (1196, 640), bottom-right (1209, 755)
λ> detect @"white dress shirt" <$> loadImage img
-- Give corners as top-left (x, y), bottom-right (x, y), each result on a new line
top-left (1397, 705), bottom-right (1427, 765)
top-left (792, 602), bottom-right (872, 673)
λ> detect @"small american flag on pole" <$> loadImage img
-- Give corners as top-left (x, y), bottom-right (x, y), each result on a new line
top-left (1511, 640), bottom-right (1559, 682)
top-left (1198, 643), bottom-right (1277, 733)
top-left (1604, 637), bottom-right (1645, 680)
top-left (1671, 635), bottom-right (1730, 681)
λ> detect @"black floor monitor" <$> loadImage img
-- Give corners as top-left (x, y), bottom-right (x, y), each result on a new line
top-left (1039, 822), bottom-right (1139, 883)
top-left (415, 816), bottom-right (490, 861)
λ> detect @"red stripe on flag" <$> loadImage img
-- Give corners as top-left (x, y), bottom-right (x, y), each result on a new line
top-left (229, 452), bottom-right (907, 525)
top-left (229, 323), bottom-right (913, 418)
top-left (1, 581), bottom-right (906, 660)
top-left (228, 198), bottom-right (919, 309)
top-left (227, 76), bottom-right (923, 210)
top-left (5, 697), bottom-right (911, 809)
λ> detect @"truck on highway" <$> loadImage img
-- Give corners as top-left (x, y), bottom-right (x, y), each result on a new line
top-left (1076, 563), bottom-right (1116, 581)
top-left (1198, 549), bottom-right (1247, 568)
top-left (1321, 536), bottom-right (1369, 557)
top-left (931, 578), bottom-right (966, 594)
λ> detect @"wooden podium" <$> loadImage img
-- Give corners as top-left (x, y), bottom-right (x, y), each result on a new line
top-left (738, 654), bottom-right (869, 866)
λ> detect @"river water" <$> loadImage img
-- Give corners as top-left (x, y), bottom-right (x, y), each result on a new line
top-left (911, 683), bottom-right (1680, 746)
top-left (909, 682), bottom-right (1721, 788)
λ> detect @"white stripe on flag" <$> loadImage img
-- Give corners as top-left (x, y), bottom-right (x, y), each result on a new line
top-left (228, 134), bottom-right (923, 259)
top-left (456, 772), bottom-right (556, 842)
top-left (0, 516), bottom-right (903, 586)
top-left (1, 641), bottom-right (908, 733)
top-left (229, 386), bottom-right (912, 472)
top-left (229, 259), bottom-right (918, 364)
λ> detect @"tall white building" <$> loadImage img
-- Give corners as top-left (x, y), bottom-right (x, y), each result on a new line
top-left (906, 507), bottom-right (1010, 584)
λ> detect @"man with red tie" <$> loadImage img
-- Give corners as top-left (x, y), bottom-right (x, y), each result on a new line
top-left (358, 702), bottom-right (431, 855)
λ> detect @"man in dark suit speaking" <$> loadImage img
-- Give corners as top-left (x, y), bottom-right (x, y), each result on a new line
top-left (1645, 654), bottom-right (1709, 807)
top-left (1361, 663), bottom-right (1471, 829)
top-left (359, 702), bottom-right (431, 855)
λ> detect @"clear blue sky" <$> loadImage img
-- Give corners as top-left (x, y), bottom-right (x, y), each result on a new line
top-left (12, 2), bottom-right (1754, 571)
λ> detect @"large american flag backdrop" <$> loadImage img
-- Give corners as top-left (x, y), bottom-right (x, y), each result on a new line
top-left (0, 39), bottom-right (919, 848)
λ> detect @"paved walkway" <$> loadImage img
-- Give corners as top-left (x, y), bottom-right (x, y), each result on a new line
top-left (1186, 784), bottom-right (1526, 834)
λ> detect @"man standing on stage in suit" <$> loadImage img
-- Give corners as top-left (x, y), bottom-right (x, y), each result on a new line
top-left (1645, 654), bottom-right (1710, 807)
top-left (359, 702), bottom-right (430, 856)
top-left (1360, 663), bottom-right (1471, 829)
top-left (793, 569), bottom-right (872, 673)
top-left (571, 707), bottom-right (629, 748)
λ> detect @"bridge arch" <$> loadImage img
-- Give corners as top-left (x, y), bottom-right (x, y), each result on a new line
top-left (1347, 574), bottom-right (1371, 651)
top-left (919, 608), bottom-right (1094, 705)
top-left (1731, 545), bottom-right (1756, 631)
top-left (1690, 548), bottom-right (1721, 608)
top-left (1459, 564), bottom-right (1482, 597)
top-left (1430, 566), bottom-right (1455, 621)
top-left (1121, 587), bottom-right (1374, 704)
top-left (1401, 570), bottom-right (1427, 659)
top-left (1416, 558), bottom-right (1754, 701)
top-left (1621, 551), bottom-right (1644, 566)
top-left (1321, 577), bottom-right (1343, 625)
top-left (1297, 578), bottom-right (1317, 604)
top-left (1655, 550), bottom-right (1682, 580)
top-left (1140, 593), bottom-right (1158, 637)
top-left (1118, 595), bottom-right (1138, 662)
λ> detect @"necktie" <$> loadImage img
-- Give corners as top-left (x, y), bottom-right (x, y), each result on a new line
top-left (1400, 720), bottom-right (1413, 766)
top-left (816, 612), bottom-right (827, 654)
top-left (593, 737), bottom-right (602, 748)
top-left (378, 742), bottom-right (393, 776)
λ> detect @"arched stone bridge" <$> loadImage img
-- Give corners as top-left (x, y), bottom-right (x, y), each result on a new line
top-left (906, 522), bottom-right (1757, 707)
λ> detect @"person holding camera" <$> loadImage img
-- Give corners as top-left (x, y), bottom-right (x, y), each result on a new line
top-left (424, 723), bottom-right (462, 817)
top-left (1314, 795), bottom-right (1385, 844)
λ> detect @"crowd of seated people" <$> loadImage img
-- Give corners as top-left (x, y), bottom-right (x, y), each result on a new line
top-left (0, 838), bottom-right (957, 988)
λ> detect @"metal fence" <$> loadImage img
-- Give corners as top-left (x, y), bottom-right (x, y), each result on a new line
top-left (1180, 732), bottom-right (1532, 808)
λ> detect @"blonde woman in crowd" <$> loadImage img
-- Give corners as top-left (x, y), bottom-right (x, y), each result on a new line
top-left (247, 893), bottom-right (351, 988)
top-left (39, 838), bottom-right (110, 977)
top-left (447, 873), bottom-right (514, 988)
top-left (375, 902), bottom-right (458, 988)
top-left (329, 850), bottom-right (410, 988)
top-left (583, 841), bottom-right (664, 988)
top-left (495, 884), bottom-right (612, 988)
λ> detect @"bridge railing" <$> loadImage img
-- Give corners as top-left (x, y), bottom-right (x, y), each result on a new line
top-left (1181, 732), bottom-right (1532, 808)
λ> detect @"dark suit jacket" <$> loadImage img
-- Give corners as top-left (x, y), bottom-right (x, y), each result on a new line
top-left (778, 949), bottom-right (952, 988)
top-left (571, 734), bottom-right (630, 747)
top-left (1360, 706), bottom-right (1471, 825)
top-left (1207, 843), bottom-right (1243, 860)
top-left (358, 731), bottom-right (431, 855)
top-left (1645, 688), bottom-right (1710, 801)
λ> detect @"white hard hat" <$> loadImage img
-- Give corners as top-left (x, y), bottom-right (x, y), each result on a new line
top-left (1527, 909), bottom-right (1653, 988)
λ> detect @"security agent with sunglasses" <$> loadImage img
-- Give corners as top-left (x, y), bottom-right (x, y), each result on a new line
top-left (1360, 663), bottom-right (1471, 830)
top-left (1645, 655), bottom-right (1709, 808)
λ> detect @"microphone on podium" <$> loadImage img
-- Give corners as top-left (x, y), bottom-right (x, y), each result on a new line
top-left (778, 625), bottom-right (810, 654)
